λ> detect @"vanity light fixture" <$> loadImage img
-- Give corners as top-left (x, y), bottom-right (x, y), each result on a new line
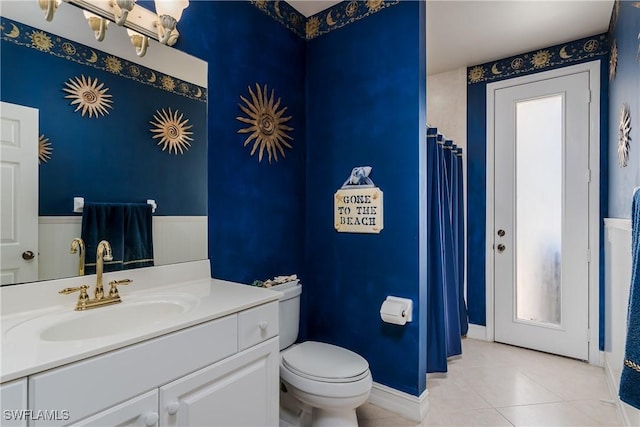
top-left (38, 0), bottom-right (62, 21)
top-left (154, 0), bottom-right (189, 45)
top-left (83, 10), bottom-right (109, 42)
top-left (127, 28), bottom-right (149, 57)
top-left (113, 0), bottom-right (136, 26)
top-left (43, 0), bottom-right (189, 48)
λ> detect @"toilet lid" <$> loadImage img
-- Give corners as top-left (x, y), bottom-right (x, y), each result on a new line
top-left (282, 341), bottom-right (369, 382)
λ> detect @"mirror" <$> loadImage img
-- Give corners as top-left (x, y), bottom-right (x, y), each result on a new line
top-left (0, 2), bottom-right (208, 286)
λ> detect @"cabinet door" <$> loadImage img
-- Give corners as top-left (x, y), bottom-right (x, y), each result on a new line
top-left (70, 389), bottom-right (159, 427)
top-left (1, 378), bottom-right (27, 427)
top-left (160, 338), bottom-right (279, 427)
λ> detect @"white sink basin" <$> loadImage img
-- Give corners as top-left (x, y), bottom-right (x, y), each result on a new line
top-left (5, 295), bottom-right (198, 343)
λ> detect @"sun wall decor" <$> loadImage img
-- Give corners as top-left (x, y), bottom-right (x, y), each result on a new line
top-left (618, 103), bottom-right (632, 167)
top-left (38, 134), bottom-right (52, 164)
top-left (236, 83), bottom-right (294, 163)
top-left (149, 108), bottom-right (193, 155)
top-left (63, 75), bottom-right (113, 118)
top-left (610, 39), bottom-right (618, 81)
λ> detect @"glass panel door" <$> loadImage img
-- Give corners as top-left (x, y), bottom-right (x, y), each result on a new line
top-left (515, 95), bottom-right (563, 326)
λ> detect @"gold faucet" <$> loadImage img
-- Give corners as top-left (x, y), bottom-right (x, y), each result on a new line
top-left (59, 239), bottom-right (133, 310)
top-left (95, 240), bottom-right (113, 299)
top-left (59, 279), bottom-right (133, 311)
top-left (70, 238), bottom-right (85, 276)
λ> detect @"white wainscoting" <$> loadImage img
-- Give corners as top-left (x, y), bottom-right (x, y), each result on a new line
top-left (603, 218), bottom-right (640, 426)
top-left (38, 216), bottom-right (208, 281)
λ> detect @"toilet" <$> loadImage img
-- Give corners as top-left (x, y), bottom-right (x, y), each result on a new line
top-left (273, 280), bottom-right (372, 427)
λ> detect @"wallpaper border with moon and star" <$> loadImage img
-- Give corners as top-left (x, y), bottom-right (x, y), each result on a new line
top-left (0, 17), bottom-right (207, 103)
top-left (250, 0), bottom-right (400, 40)
top-left (467, 33), bottom-right (608, 85)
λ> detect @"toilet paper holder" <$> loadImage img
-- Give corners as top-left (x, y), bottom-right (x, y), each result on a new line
top-left (380, 296), bottom-right (413, 324)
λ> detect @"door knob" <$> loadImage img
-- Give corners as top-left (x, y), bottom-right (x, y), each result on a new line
top-left (497, 229), bottom-right (506, 237)
top-left (497, 244), bottom-right (506, 253)
top-left (22, 251), bottom-right (35, 260)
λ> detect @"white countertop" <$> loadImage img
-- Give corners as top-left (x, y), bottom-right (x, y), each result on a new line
top-left (0, 261), bottom-right (281, 383)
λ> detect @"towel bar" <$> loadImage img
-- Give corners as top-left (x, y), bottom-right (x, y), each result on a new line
top-left (73, 197), bottom-right (157, 213)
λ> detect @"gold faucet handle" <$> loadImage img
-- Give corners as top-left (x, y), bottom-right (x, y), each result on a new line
top-left (108, 279), bottom-right (133, 298)
top-left (59, 285), bottom-right (90, 309)
top-left (59, 285), bottom-right (89, 295)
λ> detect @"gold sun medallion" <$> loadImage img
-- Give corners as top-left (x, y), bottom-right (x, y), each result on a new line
top-left (236, 83), bottom-right (294, 163)
top-left (63, 75), bottom-right (113, 118)
top-left (366, 0), bottom-right (383, 13)
top-left (150, 108), bottom-right (194, 155)
top-left (468, 66), bottom-right (485, 83)
top-left (531, 50), bottom-right (551, 68)
top-left (104, 56), bottom-right (123, 74)
top-left (31, 30), bottom-right (53, 51)
top-left (306, 16), bottom-right (320, 39)
top-left (161, 76), bottom-right (176, 91)
top-left (38, 134), bottom-right (52, 164)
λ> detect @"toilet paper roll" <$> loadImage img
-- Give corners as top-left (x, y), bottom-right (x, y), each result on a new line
top-left (380, 300), bottom-right (407, 325)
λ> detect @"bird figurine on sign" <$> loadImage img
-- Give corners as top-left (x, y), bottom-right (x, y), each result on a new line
top-left (342, 166), bottom-right (375, 188)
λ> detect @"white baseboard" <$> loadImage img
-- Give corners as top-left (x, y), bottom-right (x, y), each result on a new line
top-left (604, 355), bottom-right (631, 427)
top-left (367, 382), bottom-right (428, 423)
top-left (466, 324), bottom-right (487, 341)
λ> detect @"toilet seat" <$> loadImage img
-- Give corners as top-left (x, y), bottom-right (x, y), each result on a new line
top-left (279, 340), bottom-right (373, 426)
top-left (281, 341), bottom-right (369, 383)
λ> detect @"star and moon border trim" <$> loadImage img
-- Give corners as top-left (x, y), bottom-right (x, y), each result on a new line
top-left (250, 0), bottom-right (400, 40)
top-left (467, 33), bottom-right (608, 85)
top-left (0, 17), bottom-right (207, 103)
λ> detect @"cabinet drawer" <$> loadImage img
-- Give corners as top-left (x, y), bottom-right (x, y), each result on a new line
top-left (238, 302), bottom-right (278, 351)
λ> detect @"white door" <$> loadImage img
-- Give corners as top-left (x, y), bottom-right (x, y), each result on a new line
top-left (0, 102), bottom-right (39, 285)
top-left (493, 71), bottom-right (591, 360)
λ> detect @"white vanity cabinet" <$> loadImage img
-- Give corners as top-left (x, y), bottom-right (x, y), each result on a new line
top-left (25, 301), bottom-right (279, 427)
top-left (0, 378), bottom-right (28, 427)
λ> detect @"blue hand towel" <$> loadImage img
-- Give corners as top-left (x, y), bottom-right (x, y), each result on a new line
top-left (82, 202), bottom-right (125, 274)
top-left (620, 188), bottom-right (640, 410)
top-left (123, 203), bottom-right (154, 270)
top-left (81, 202), bottom-right (154, 274)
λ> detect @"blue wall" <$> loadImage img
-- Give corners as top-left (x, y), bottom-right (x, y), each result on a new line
top-left (0, 18), bottom-right (207, 216)
top-left (608, 0), bottom-right (640, 218)
top-left (305, 2), bottom-right (427, 396)
top-left (177, 2), bottom-right (308, 285)
top-left (466, 35), bottom-right (609, 350)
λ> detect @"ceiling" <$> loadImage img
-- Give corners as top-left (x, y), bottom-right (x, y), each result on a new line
top-left (287, 0), bottom-right (614, 75)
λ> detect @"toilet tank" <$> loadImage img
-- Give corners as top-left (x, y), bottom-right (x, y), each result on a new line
top-left (269, 281), bottom-right (301, 350)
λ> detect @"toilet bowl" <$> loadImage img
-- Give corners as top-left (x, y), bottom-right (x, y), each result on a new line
top-left (272, 281), bottom-right (372, 427)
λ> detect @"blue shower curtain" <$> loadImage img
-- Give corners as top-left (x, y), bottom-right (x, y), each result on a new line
top-left (426, 127), bottom-right (469, 373)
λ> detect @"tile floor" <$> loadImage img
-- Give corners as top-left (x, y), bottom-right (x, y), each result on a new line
top-left (357, 338), bottom-right (622, 427)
